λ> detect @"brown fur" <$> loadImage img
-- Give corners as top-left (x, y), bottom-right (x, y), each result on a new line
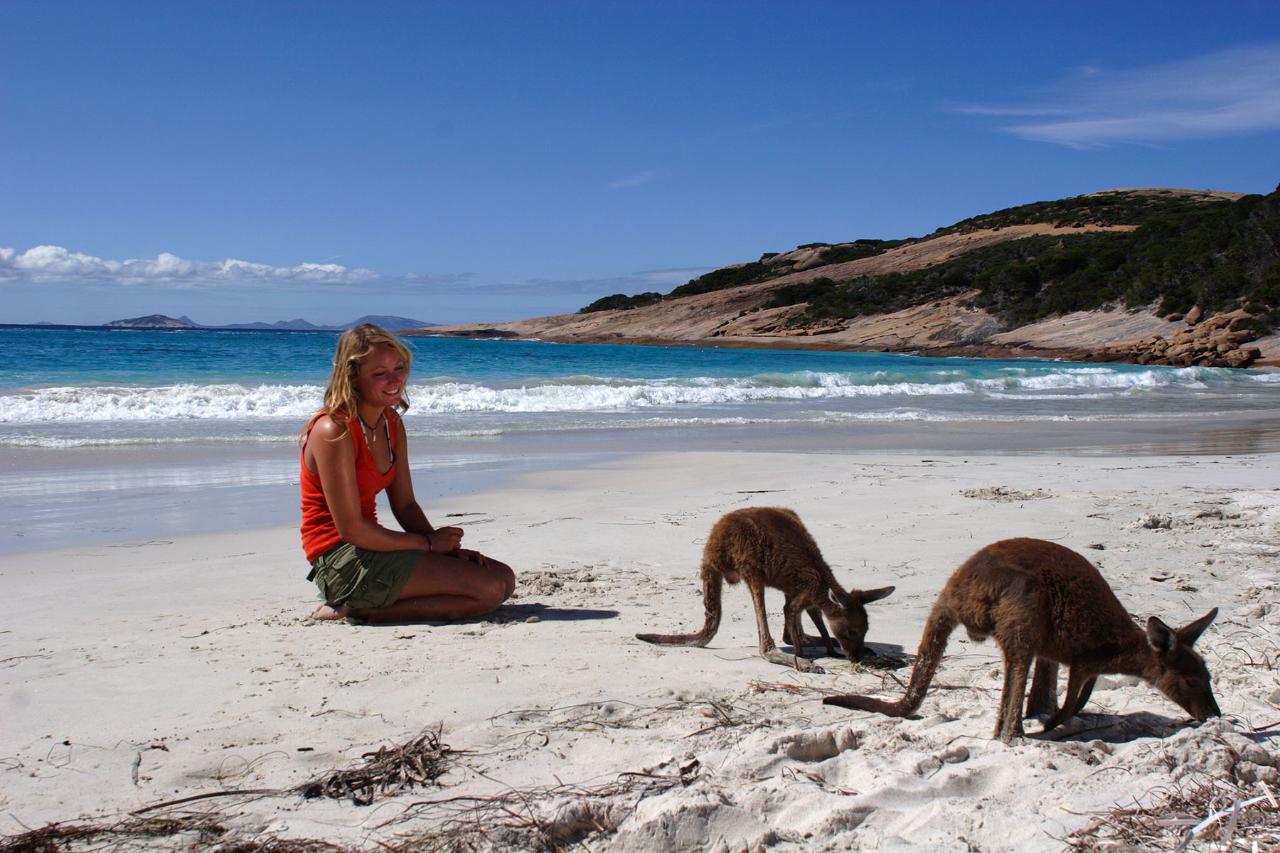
top-left (636, 507), bottom-right (894, 672)
top-left (824, 538), bottom-right (1220, 741)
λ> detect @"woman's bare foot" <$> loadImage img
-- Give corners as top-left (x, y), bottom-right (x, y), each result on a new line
top-left (311, 602), bottom-right (350, 621)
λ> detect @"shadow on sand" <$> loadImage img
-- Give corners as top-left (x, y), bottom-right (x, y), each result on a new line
top-left (344, 602), bottom-right (619, 628)
top-left (490, 602), bottom-right (620, 623)
top-left (1037, 710), bottom-right (1204, 744)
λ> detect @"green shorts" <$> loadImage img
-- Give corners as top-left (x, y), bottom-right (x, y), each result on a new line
top-left (307, 543), bottom-right (421, 610)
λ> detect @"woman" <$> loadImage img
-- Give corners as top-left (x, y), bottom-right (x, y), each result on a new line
top-left (300, 324), bottom-right (515, 622)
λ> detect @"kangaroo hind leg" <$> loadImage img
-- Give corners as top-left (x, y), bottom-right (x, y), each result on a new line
top-left (1025, 659), bottom-right (1059, 718)
top-left (995, 648), bottom-right (1034, 742)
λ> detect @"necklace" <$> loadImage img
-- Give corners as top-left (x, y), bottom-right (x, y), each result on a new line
top-left (358, 412), bottom-right (382, 442)
top-left (357, 411), bottom-right (395, 465)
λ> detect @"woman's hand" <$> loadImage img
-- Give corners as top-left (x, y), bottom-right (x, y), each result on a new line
top-left (455, 548), bottom-right (490, 568)
top-left (427, 526), bottom-right (464, 553)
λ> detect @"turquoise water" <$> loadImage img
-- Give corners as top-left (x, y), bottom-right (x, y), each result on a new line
top-left (2, 325), bottom-right (1279, 447)
top-left (2, 325), bottom-right (1278, 553)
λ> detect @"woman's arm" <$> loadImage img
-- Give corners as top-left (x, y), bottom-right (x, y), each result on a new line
top-left (385, 414), bottom-right (464, 553)
top-left (309, 415), bottom-right (431, 552)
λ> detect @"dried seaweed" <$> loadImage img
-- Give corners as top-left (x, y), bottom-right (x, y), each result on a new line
top-left (2, 730), bottom-right (455, 852)
top-left (371, 759), bottom-right (698, 851)
top-left (298, 728), bottom-right (451, 806)
top-left (0, 815), bottom-right (227, 853)
top-left (1067, 777), bottom-right (1280, 851)
top-left (213, 841), bottom-right (349, 852)
top-left (0, 727), bottom-right (692, 852)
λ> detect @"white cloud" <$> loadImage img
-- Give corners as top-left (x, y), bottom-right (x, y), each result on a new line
top-left (526, 267), bottom-right (713, 296)
top-left (0, 244), bottom-right (716, 312)
top-left (391, 266), bottom-right (713, 299)
top-left (607, 169), bottom-right (665, 190)
top-left (957, 42), bottom-right (1280, 148)
top-left (0, 245), bottom-right (379, 285)
top-left (401, 271), bottom-right (480, 288)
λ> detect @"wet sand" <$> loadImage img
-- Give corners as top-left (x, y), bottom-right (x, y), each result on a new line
top-left (4, 413), bottom-right (1279, 554)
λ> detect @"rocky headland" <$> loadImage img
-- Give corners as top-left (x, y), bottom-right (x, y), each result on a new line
top-left (420, 187), bottom-right (1280, 368)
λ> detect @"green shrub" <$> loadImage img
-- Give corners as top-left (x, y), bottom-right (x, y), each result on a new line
top-left (668, 262), bottom-right (774, 298)
top-left (931, 190), bottom-right (1235, 236)
top-left (578, 292), bottom-right (663, 313)
top-left (771, 185), bottom-right (1280, 333)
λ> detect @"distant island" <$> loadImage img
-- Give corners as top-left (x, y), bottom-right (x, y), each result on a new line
top-left (420, 185), bottom-right (1280, 368)
top-left (103, 314), bottom-right (435, 332)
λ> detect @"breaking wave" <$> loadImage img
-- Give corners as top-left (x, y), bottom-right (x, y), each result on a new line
top-left (0, 364), bottom-right (1270, 424)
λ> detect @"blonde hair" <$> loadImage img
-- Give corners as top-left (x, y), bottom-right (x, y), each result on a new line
top-left (301, 324), bottom-right (413, 443)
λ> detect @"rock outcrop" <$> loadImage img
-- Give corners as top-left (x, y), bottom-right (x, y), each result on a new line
top-left (1093, 309), bottom-right (1263, 368)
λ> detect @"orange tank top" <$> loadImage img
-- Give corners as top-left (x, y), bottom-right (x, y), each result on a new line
top-left (299, 408), bottom-right (399, 562)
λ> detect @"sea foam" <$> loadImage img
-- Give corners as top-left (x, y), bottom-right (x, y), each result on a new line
top-left (0, 365), bottom-right (1267, 424)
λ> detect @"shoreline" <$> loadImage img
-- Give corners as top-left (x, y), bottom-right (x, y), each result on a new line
top-left (2, 445), bottom-right (1277, 849)
top-left (419, 329), bottom-right (1280, 369)
top-left (5, 413), bottom-right (1280, 556)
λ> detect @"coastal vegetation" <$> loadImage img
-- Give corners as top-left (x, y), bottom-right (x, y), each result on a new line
top-left (578, 185), bottom-right (1280, 336)
top-left (579, 240), bottom-right (905, 312)
top-left (929, 189), bottom-right (1239, 235)
top-left (579, 292), bottom-right (663, 313)
top-left (666, 239), bottom-right (904, 299)
top-left (666, 261), bottom-right (777, 298)
top-left (771, 186), bottom-right (1279, 330)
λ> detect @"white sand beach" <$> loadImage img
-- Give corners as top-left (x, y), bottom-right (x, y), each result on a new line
top-left (2, 442), bottom-right (1278, 850)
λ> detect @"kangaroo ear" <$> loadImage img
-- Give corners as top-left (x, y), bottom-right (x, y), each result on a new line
top-left (1145, 616), bottom-right (1177, 656)
top-left (858, 586), bottom-right (895, 604)
top-left (1176, 607), bottom-right (1218, 646)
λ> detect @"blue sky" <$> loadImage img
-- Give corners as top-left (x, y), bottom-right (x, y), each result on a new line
top-left (3, 2), bottom-right (1279, 326)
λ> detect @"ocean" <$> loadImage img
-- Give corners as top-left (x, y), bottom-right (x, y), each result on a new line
top-left (3, 325), bottom-right (1279, 553)
top-left (5, 326), bottom-right (1280, 445)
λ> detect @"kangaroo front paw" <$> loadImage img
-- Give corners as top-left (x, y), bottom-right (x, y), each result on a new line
top-left (765, 649), bottom-right (823, 672)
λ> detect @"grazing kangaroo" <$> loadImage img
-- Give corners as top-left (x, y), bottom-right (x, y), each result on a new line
top-left (823, 538), bottom-right (1220, 741)
top-left (636, 507), bottom-right (894, 672)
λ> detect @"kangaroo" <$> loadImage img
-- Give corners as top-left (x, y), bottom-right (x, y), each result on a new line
top-left (823, 538), bottom-right (1220, 741)
top-left (636, 507), bottom-right (894, 672)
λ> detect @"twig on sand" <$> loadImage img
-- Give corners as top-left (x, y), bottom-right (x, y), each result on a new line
top-left (131, 787), bottom-right (282, 814)
top-left (748, 679), bottom-right (833, 697)
top-left (686, 701), bottom-right (747, 737)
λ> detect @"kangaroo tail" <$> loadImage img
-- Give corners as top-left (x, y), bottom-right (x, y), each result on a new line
top-left (823, 607), bottom-right (957, 717)
top-left (636, 563), bottom-right (722, 648)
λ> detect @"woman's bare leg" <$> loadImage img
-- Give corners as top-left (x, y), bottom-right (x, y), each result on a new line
top-left (351, 551), bottom-right (515, 623)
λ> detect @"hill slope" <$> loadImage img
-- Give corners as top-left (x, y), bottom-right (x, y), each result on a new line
top-left (424, 187), bottom-right (1279, 367)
